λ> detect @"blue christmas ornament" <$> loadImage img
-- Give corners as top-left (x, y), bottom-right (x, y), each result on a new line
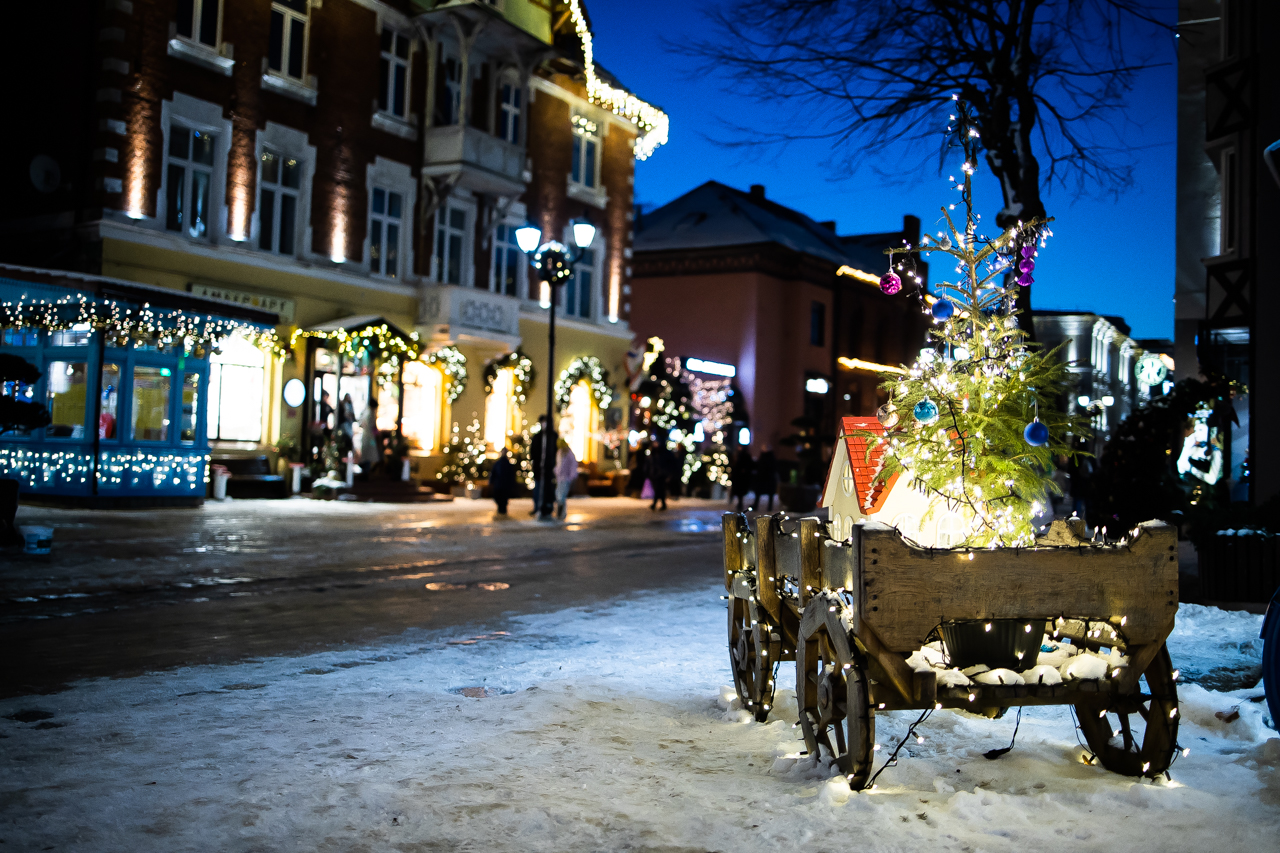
top-left (914, 399), bottom-right (940, 425)
top-left (931, 299), bottom-right (955, 321)
top-left (1023, 420), bottom-right (1049, 446)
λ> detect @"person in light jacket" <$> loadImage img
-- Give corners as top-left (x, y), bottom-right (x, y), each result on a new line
top-left (553, 439), bottom-right (578, 520)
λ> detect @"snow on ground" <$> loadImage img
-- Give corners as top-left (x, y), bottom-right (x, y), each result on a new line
top-left (1, 591), bottom-right (1277, 852)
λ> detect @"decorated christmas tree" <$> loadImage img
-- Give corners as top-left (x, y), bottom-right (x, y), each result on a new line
top-left (866, 99), bottom-right (1088, 548)
top-left (436, 417), bottom-right (491, 485)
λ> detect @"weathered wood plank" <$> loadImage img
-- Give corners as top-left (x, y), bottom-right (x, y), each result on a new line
top-left (800, 518), bottom-right (823, 608)
top-left (859, 520), bottom-right (1178, 652)
top-left (855, 619), bottom-right (917, 704)
top-left (754, 516), bottom-right (782, 625)
top-left (722, 512), bottom-right (746, 592)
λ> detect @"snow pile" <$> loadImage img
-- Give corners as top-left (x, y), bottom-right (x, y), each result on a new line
top-left (0, 589), bottom-right (1277, 851)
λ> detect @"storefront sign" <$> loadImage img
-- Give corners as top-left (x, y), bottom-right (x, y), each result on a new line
top-left (188, 283), bottom-right (295, 324)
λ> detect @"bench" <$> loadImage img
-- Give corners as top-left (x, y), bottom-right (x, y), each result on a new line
top-left (211, 455), bottom-right (287, 500)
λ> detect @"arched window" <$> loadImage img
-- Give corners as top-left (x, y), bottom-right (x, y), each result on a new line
top-left (484, 366), bottom-right (517, 451)
top-left (561, 379), bottom-right (596, 463)
top-left (936, 514), bottom-right (965, 548)
top-left (208, 330), bottom-right (265, 442)
top-left (402, 360), bottom-right (444, 452)
top-left (892, 514), bottom-right (918, 539)
top-left (830, 514), bottom-right (841, 539)
top-left (840, 459), bottom-right (854, 496)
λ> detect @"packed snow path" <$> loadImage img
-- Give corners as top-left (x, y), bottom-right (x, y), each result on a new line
top-left (2, 587), bottom-right (1277, 851)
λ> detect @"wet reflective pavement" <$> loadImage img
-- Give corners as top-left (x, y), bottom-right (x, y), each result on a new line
top-left (2, 497), bottom-right (728, 698)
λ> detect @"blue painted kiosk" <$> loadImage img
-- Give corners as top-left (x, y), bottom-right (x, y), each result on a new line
top-left (0, 267), bottom-right (278, 506)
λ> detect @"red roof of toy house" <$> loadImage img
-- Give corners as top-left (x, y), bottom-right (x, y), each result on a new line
top-left (826, 417), bottom-right (898, 514)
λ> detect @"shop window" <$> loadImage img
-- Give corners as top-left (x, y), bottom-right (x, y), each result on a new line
top-left (208, 333), bottom-right (264, 442)
top-left (483, 366), bottom-right (516, 450)
top-left (45, 361), bottom-right (88, 438)
top-left (181, 373), bottom-right (200, 443)
top-left (498, 80), bottom-right (521, 144)
top-left (402, 361), bottom-right (444, 452)
top-left (176, 0), bottom-right (220, 48)
top-left (434, 204), bottom-right (467, 285)
top-left (133, 366), bottom-right (172, 442)
top-left (2, 327), bottom-right (39, 347)
top-left (571, 116), bottom-right (599, 189)
top-left (370, 187), bottom-right (403, 277)
top-left (561, 379), bottom-right (596, 463)
top-left (258, 148), bottom-right (301, 256)
top-left (491, 222), bottom-right (523, 296)
top-left (268, 0), bottom-right (308, 81)
top-left (50, 324), bottom-right (92, 347)
top-left (376, 379), bottom-right (400, 433)
top-left (565, 248), bottom-right (594, 319)
top-left (166, 126), bottom-right (216, 238)
top-left (99, 363), bottom-right (121, 439)
top-left (378, 27), bottom-right (411, 119)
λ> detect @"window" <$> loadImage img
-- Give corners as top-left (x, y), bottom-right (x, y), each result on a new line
top-left (181, 373), bottom-right (200, 443)
top-left (491, 223), bottom-right (523, 296)
top-left (176, 0), bottom-right (220, 47)
top-left (936, 514), bottom-right (965, 548)
top-left (268, 0), bottom-right (309, 81)
top-left (378, 28), bottom-right (411, 119)
top-left (132, 366), bottom-right (172, 442)
top-left (562, 379), bottom-right (596, 463)
top-left (207, 333), bottom-right (264, 442)
top-left (434, 204), bottom-right (467, 284)
top-left (571, 116), bottom-right (599, 189)
top-left (810, 301), bottom-right (826, 346)
top-left (370, 187), bottom-right (403, 277)
top-left (564, 248), bottom-right (594, 319)
top-left (258, 149), bottom-right (301, 255)
top-left (484, 366), bottom-right (516, 450)
top-left (840, 460), bottom-right (854, 496)
top-left (166, 127), bottom-right (215, 238)
top-left (45, 361), bottom-right (88, 438)
top-left (99, 363), bottom-right (121, 439)
top-left (435, 53), bottom-right (461, 125)
top-left (402, 361), bottom-right (444, 452)
top-left (498, 81), bottom-right (521, 144)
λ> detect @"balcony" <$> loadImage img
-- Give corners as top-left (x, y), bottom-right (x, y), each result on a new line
top-left (418, 282), bottom-right (522, 346)
top-left (423, 125), bottom-right (527, 196)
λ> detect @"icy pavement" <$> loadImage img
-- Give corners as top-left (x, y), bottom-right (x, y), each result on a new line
top-left (1, 591), bottom-right (1277, 852)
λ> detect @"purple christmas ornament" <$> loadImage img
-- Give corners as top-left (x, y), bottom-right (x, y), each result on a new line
top-left (1018, 272), bottom-right (1034, 287)
top-left (1020, 245), bottom-right (1036, 258)
top-left (1019, 258), bottom-right (1035, 274)
top-left (879, 271), bottom-right (902, 295)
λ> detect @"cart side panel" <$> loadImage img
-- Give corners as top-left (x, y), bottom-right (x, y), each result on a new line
top-left (722, 512), bottom-right (749, 591)
top-left (859, 520), bottom-right (1179, 652)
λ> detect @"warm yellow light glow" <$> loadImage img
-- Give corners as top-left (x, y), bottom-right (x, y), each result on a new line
top-left (331, 213), bottom-right (347, 263)
top-left (562, 379), bottom-right (597, 463)
top-left (837, 265), bottom-right (881, 285)
top-left (402, 361), bottom-right (444, 452)
top-left (608, 268), bottom-right (621, 323)
top-left (838, 356), bottom-right (906, 375)
top-left (484, 367), bottom-right (516, 451)
top-left (539, 281), bottom-right (551, 309)
top-left (229, 187), bottom-right (251, 241)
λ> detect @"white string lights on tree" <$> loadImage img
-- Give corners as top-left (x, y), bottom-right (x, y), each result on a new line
top-left (563, 0), bottom-right (669, 160)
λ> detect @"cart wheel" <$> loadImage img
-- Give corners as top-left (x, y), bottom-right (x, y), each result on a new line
top-left (728, 592), bottom-right (780, 722)
top-left (796, 607), bottom-right (875, 789)
top-left (1075, 643), bottom-right (1179, 778)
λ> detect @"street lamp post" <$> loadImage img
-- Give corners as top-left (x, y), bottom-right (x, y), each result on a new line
top-left (515, 219), bottom-right (596, 520)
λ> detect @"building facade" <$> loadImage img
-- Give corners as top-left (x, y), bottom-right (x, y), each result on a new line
top-left (2, 0), bottom-right (666, 486)
top-left (1174, 0), bottom-right (1279, 503)
top-left (630, 181), bottom-right (930, 465)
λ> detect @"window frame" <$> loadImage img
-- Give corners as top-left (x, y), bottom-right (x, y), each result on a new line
top-left (497, 77), bottom-right (522, 145)
top-left (369, 185), bottom-right (406, 278)
top-left (570, 115), bottom-right (601, 190)
top-left (433, 202), bottom-right (470, 286)
top-left (256, 147), bottom-right (303, 257)
top-left (490, 220), bottom-right (527, 297)
top-left (268, 0), bottom-right (310, 82)
top-left (378, 26), bottom-right (412, 121)
top-left (163, 124), bottom-right (218, 240)
top-left (175, 0), bottom-right (222, 49)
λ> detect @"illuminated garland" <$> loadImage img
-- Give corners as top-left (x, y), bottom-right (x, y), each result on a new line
top-left (436, 418), bottom-right (489, 485)
top-left (0, 447), bottom-right (208, 493)
top-left (290, 324), bottom-right (420, 361)
top-left (564, 0), bottom-right (669, 160)
top-left (1, 292), bottom-right (279, 356)
top-left (424, 345), bottom-right (468, 403)
top-left (483, 349), bottom-right (535, 407)
top-left (554, 356), bottom-right (612, 413)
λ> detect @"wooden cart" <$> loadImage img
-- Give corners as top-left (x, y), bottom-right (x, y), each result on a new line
top-left (724, 512), bottom-right (1181, 788)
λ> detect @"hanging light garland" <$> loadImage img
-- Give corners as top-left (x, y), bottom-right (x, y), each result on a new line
top-left (564, 0), bottom-right (669, 160)
top-left (483, 349), bottom-right (535, 407)
top-left (290, 323), bottom-right (420, 362)
top-left (1, 292), bottom-right (279, 355)
top-left (424, 345), bottom-right (468, 403)
top-left (554, 356), bottom-right (613, 413)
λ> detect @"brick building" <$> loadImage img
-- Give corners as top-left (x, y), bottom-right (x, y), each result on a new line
top-left (629, 181), bottom-right (930, 464)
top-left (1, 0), bottom-right (666, 483)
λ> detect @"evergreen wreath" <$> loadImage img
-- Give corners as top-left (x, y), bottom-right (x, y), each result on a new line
top-left (423, 345), bottom-right (468, 403)
top-left (554, 356), bottom-right (613, 413)
top-left (483, 349), bottom-right (535, 407)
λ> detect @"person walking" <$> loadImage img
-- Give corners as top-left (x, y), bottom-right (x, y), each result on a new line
top-left (489, 448), bottom-right (516, 518)
top-left (750, 444), bottom-right (777, 512)
top-left (529, 415), bottom-right (558, 518)
top-left (554, 439), bottom-right (578, 520)
top-left (358, 398), bottom-right (380, 478)
top-left (649, 435), bottom-right (674, 511)
top-left (730, 448), bottom-right (755, 511)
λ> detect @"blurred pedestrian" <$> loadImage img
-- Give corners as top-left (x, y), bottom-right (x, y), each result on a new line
top-left (529, 415), bottom-right (558, 517)
top-left (649, 435), bottom-right (674, 511)
top-left (489, 448), bottom-right (516, 517)
top-left (751, 444), bottom-right (777, 512)
top-left (554, 439), bottom-right (578, 520)
top-left (731, 448), bottom-right (754, 511)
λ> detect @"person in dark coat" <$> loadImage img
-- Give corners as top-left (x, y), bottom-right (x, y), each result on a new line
top-left (528, 416), bottom-right (558, 518)
top-left (730, 448), bottom-right (755, 511)
top-left (750, 444), bottom-right (778, 512)
top-left (489, 448), bottom-right (516, 517)
top-left (648, 434), bottom-right (674, 511)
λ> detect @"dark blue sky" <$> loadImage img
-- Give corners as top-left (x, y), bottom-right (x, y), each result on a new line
top-left (586, 1), bottom-right (1179, 341)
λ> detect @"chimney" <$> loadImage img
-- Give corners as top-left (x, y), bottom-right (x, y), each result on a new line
top-left (817, 220), bottom-right (836, 231)
top-left (903, 214), bottom-right (920, 246)
top-left (749, 184), bottom-right (765, 200)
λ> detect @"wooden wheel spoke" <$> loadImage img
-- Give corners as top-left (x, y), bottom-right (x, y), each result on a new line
top-left (1075, 643), bottom-right (1178, 778)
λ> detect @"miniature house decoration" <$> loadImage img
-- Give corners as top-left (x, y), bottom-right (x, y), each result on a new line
top-left (820, 416), bottom-right (973, 547)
